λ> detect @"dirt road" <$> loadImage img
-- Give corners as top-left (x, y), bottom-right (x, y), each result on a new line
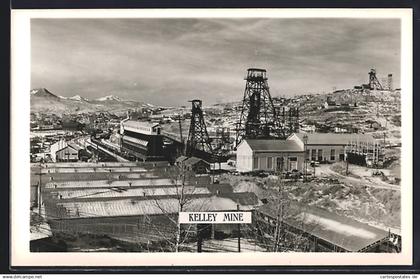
top-left (315, 164), bottom-right (400, 191)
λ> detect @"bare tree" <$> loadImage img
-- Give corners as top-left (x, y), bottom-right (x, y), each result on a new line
top-left (146, 163), bottom-right (209, 252)
top-left (253, 176), bottom-right (320, 252)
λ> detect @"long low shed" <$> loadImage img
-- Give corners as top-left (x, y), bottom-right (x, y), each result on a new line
top-left (256, 202), bottom-right (394, 252)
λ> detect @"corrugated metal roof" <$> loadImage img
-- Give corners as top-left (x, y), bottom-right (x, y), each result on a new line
top-left (124, 120), bottom-right (160, 129)
top-left (184, 156), bottom-right (209, 165)
top-left (56, 145), bottom-right (78, 154)
top-left (57, 195), bottom-right (256, 218)
top-left (257, 202), bottom-right (388, 252)
top-left (175, 156), bottom-right (188, 163)
top-left (293, 133), bottom-right (376, 146)
top-left (123, 135), bottom-right (149, 146)
top-left (245, 139), bottom-right (303, 152)
top-left (68, 143), bottom-right (83, 151)
top-left (49, 186), bottom-right (211, 200)
top-left (45, 178), bottom-right (178, 189)
top-left (221, 192), bottom-right (261, 206)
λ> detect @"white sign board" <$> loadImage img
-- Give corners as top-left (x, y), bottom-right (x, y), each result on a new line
top-left (179, 211), bottom-right (252, 224)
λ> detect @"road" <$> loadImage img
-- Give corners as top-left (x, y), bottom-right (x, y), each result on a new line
top-left (315, 164), bottom-right (400, 191)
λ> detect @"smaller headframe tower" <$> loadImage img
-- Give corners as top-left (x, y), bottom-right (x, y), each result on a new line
top-left (186, 99), bottom-right (213, 158)
top-left (368, 69), bottom-right (384, 90)
top-left (285, 107), bottom-right (299, 134)
top-left (235, 68), bottom-right (285, 147)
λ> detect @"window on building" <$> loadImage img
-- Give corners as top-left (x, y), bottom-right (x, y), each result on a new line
top-left (276, 157), bottom-right (283, 172)
top-left (267, 157), bottom-right (272, 169)
top-left (289, 157), bottom-right (298, 171)
top-left (253, 157), bottom-right (259, 169)
top-left (311, 149), bottom-right (316, 161)
top-left (318, 149), bottom-right (323, 161)
top-left (330, 149), bottom-right (336, 161)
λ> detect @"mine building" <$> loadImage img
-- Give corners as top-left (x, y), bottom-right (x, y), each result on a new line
top-left (183, 157), bottom-right (211, 174)
top-left (120, 120), bottom-right (165, 161)
top-left (236, 133), bottom-right (382, 173)
top-left (50, 138), bottom-right (67, 162)
top-left (236, 139), bottom-right (304, 173)
top-left (35, 162), bottom-right (261, 248)
top-left (255, 201), bottom-right (400, 252)
top-left (175, 156), bottom-right (211, 174)
top-left (55, 143), bottom-right (84, 162)
top-left (288, 133), bottom-right (378, 164)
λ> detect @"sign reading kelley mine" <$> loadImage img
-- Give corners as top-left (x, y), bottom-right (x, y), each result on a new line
top-left (179, 211), bottom-right (252, 224)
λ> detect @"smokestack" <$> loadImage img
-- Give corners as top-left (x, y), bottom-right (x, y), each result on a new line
top-left (387, 74), bottom-right (393, 91)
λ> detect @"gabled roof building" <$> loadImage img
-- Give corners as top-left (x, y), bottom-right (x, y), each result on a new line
top-left (236, 139), bottom-right (304, 173)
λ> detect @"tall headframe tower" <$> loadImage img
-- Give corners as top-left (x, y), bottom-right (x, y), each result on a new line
top-left (186, 99), bottom-right (213, 158)
top-left (235, 68), bottom-right (285, 147)
top-left (368, 68), bottom-right (384, 90)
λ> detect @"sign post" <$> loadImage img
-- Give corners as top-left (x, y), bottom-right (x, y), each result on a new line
top-left (237, 204), bottom-right (241, 252)
top-left (179, 210), bottom-right (252, 253)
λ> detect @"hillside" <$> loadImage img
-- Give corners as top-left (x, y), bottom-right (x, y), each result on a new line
top-left (30, 88), bottom-right (148, 115)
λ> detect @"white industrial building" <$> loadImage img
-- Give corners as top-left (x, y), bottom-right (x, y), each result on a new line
top-left (236, 133), bottom-right (380, 173)
top-left (236, 139), bottom-right (304, 173)
top-left (288, 133), bottom-right (377, 163)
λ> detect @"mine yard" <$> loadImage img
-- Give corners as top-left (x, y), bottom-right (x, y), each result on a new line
top-left (30, 68), bottom-right (402, 253)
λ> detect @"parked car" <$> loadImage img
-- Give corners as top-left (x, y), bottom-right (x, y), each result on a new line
top-left (310, 161), bottom-right (320, 167)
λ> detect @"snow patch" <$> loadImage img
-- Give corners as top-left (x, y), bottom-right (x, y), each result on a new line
top-left (69, 95), bottom-right (88, 102)
top-left (96, 95), bottom-right (122, 101)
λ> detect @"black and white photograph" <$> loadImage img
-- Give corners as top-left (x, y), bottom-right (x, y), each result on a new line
top-left (11, 9), bottom-right (413, 266)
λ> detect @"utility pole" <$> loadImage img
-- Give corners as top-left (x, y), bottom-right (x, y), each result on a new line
top-left (303, 134), bottom-right (308, 182)
top-left (274, 182), bottom-right (284, 252)
top-left (37, 163), bottom-right (45, 216)
top-left (178, 113), bottom-right (183, 143)
top-left (346, 158), bottom-right (349, 175)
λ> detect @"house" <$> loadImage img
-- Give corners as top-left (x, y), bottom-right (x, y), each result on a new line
top-left (323, 96), bottom-right (336, 108)
top-left (50, 138), bottom-right (67, 162)
top-left (55, 143), bottom-right (83, 162)
top-left (236, 139), bottom-right (304, 173)
top-left (287, 133), bottom-right (377, 163)
top-left (175, 155), bottom-right (188, 167)
top-left (182, 157), bottom-right (210, 174)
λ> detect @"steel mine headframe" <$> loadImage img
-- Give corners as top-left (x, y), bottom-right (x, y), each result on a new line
top-left (186, 99), bottom-right (213, 158)
top-left (235, 68), bottom-right (286, 147)
top-left (368, 68), bottom-right (384, 90)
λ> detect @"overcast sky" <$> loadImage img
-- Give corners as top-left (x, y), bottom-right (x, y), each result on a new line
top-left (31, 18), bottom-right (400, 106)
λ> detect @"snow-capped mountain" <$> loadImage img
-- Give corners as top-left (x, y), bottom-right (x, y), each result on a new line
top-left (31, 88), bottom-right (150, 115)
top-left (30, 88), bottom-right (59, 99)
top-left (58, 95), bottom-right (89, 102)
top-left (69, 95), bottom-right (89, 102)
top-left (96, 95), bottom-right (123, 102)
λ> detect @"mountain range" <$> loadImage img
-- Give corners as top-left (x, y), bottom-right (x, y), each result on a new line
top-left (30, 88), bottom-right (152, 115)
